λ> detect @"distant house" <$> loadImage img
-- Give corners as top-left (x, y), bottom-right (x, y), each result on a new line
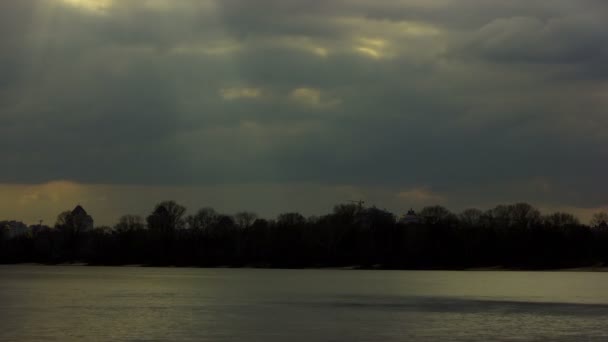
top-left (69, 205), bottom-right (94, 232)
top-left (1, 221), bottom-right (30, 239)
top-left (400, 209), bottom-right (420, 225)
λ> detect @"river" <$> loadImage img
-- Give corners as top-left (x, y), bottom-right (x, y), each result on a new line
top-left (1, 266), bottom-right (607, 341)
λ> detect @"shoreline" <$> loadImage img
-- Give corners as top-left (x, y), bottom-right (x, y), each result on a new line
top-left (2, 263), bottom-right (608, 272)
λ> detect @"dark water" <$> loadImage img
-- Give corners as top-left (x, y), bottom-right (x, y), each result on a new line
top-left (1, 266), bottom-right (608, 341)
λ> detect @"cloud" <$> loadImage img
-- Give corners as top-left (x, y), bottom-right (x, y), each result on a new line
top-left (0, 0), bottom-right (607, 223)
top-left (59, 0), bottom-right (113, 14)
top-left (289, 87), bottom-right (341, 107)
top-left (455, 15), bottom-right (608, 65)
top-left (397, 188), bottom-right (446, 205)
top-left (220, 87), bottom-right (263, 101)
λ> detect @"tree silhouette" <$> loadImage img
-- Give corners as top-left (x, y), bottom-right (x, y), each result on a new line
top-left (419, 206), bottom-right (457, 226)
top-left (509, 203), bottom-right (541, 228)
top-left (459, 208), bottom-right (483, 227)
top-left (234, 212), bottom-right (258, 230)
top-left (186, 207), bottom-right (218, 231)
top-left (2, 201), bottom-right (608, 269)
top-left (145, 201), bottom-right (186, 264)
top-left (115, 215), bottom-right (145, 233)
top-left (55, 211), bottom-right (71, 228)
top-left (147, 201), bottom-right (186, 234)
top-left (543, 212), bottom-right (579, 228)
top-left (591, 212), bottom-right (608, 229)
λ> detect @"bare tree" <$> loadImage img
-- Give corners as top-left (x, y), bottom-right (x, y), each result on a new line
top-left (186, 207), bottom-right (218, 231)
top-left (147, 201), bottom-right (186, 233)
top-left (459, 208), bottom-right (483, 227)
top-left (420, 206), bottom-right (457, 225)
top-left (591, 212), bottom-right (608, 228)
top-left (509, 203), bottom-right (541, 228)
top-left (543, 212), bottom-right (579, 228)
top-left (55, 211), bottom-right (71, 228)
top-left (234, 211), bottom-right (258, 230)
top-left (115, 215), bottom-right (145, 233)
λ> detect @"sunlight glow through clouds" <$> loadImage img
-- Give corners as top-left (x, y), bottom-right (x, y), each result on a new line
top-left (356, 47), bottom-right (383, 59)
top-left (397, 188), bottom-right (446, 204)
top-left (279, 37), bottom-right (329, 58)
top-left (2, 0), bottom-right (606, 226)
top-left (356, 37), bottom-right (391, 59)
top-left (291, 88), bottom-right (322, 106)
top-left (338, 17), bottom-right (441, 59)
top-left (60, 0), bottom-right (113, 13)
top-left (290, 88), bottom-right (342, 107)
top-left (16, 181), bottom-right (87, 205)
top-left (0, 182), bottom-right (604, 226)
top-left (170, 41), bottom-right (242, 56)
top-left (220, 87), bottom-right (263, 101)
top-left (312, 47), bottom-right (329, 57)
top-left (0, 181), bottom-right (93, 225)
top-left (360, 38), bottom-right (387, 48)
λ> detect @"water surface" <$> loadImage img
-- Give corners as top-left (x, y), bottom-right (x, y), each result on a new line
top-left (1, 266), bottom-right (607, 341)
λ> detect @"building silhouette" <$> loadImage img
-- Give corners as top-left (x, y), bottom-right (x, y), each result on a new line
top-left (69, 205), bottom-right (94, 232)
top-left (400, 209), bottom-right (420, 224)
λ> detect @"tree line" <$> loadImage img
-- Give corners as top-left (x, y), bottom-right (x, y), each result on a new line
top-left (2, 201), bottom-right (608, 269)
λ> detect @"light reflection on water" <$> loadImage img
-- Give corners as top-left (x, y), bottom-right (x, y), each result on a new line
top-left (1, 266), bottom-right (608, 341)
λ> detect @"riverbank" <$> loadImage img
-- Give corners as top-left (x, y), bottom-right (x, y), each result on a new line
top-left (4, 262), bottom-right (608, 272)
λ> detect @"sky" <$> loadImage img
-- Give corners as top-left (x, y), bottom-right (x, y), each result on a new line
top-left (1, 0), bottom-right (607, 225)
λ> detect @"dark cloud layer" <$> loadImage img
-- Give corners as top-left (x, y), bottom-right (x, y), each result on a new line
top-left (1, 0), bottom-right (607, 217)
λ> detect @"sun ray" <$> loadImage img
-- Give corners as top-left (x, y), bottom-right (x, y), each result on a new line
top-left (59, 0), bottom-right (113, 13)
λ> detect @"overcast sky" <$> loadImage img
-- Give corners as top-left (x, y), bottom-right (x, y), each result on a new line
top-left (1, 0), bottom-right (607, 225)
